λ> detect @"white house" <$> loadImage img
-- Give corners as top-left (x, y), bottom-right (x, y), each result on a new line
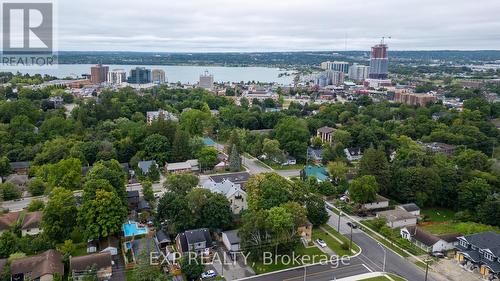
top-left (21, 211), bottom-right (42, 236)
top-left (221, 230), bottom-right (241, 252)
top-left (397, 203), bottom-right (421, 216)
top-left (344, 147), bottom-right (363, 162)
top-left (202, 179), bottom-right (247, 214)
top-left (165, 159), bottom-right (199, 174)
top-left (400, 226), bottom-right (459, 253)
top-left (362, 195), bottom-right (390, 210)
top-left (376, 209), bottom-right (418, 228)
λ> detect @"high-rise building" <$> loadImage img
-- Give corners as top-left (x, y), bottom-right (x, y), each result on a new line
top-left (107, 69), bottom-right (127, 84)
top-left (90, 64), bottom-right (109, 84)
top-left (128, 67), bottom-right (151, 84)
top-left (199, 71), bottom-right (214, 90)
top-left (320, 61), bottom-right (333, 70)
top-left (368, 43), bottom-right (389, 79)
top-left (151, 69), bottom-right (166, 84)
top-left (331, 71), bottom-right (345, 86)
top-left (332, 61), bottom-right (350, 74)
top-left (394, 92), bottom-right (437, 107)
top-left (348, 64), bottom-right (370, 82)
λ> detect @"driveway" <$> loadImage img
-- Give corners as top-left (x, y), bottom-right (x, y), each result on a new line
top-left (209, 247), bottom-right (255, 281)
top-left (111, 255), bottom-right (126, 281)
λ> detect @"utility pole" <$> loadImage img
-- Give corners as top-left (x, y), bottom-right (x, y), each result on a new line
top-left (337, 211), bottom-right (341, 232)
top-left (303, 264), bottom-right (307, 281)
top-left (349, 225), bottom-right (353, 252)
top-left (378, 243), bottom-right (387, 272)
top-left (424, 259), bottom-right (431, 281)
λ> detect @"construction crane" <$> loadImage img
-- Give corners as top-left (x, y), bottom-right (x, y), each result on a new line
top-left (381, 36), bottom-right (392, 44)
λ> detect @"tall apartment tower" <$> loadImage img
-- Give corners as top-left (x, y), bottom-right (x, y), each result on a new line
top-left (368, 44), bottom-right (389, 79)
top-left (151, 69), bottom-right (166, 84)
top-left (90, 64), bottom-right (109, 84)
top-left (332, 61), bottom-right (350, 74)
top-left (349, 64), bottom-right (370, 82)
top-left (199, 70), bottom-right (214, 90)
top-left (128, 67), bottom-right (151, 84)
top-left (107, 69), bottom-right (127, 84)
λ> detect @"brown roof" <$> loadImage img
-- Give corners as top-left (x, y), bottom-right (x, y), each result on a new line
top-left (317, 126), bottom-right (335, 134)
top-left (377, 209), bottom-right (417, 222)
top-left (0, 212), bottom-right (21, 231)
top-left (404, 226), bottom-right (440, 247)
top-left (70, 252), bottom-right (112, 272)
top-left (21, 211), bottom-right (42, 230)
top-left (99, 236), bottom-right (119, 249)
top-left (10, 250), bottom-right (64, 279)
top-left (438, 233), bottom-right (461, 243)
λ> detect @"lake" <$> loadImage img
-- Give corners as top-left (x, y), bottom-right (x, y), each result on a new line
top-left (12, 64), bottom-right (294, 84)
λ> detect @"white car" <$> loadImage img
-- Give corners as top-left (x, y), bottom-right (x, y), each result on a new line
top-left (201, 270), bottom-right (217, 279)
top-left (316, 239), bottom-right (327, 248)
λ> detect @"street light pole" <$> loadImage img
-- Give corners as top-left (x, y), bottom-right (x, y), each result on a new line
top-left (377, 243), bottom-right (387, 272)
top-left (424, 259), bottom-right (430, 281)
top-left (349, 225), bottom-right (353, 252)
top-left (303, 264), bottom-right (307, 281)
top-left (337, 211), bottom-right (341, 232)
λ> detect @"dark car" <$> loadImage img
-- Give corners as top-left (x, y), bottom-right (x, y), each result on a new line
top-left (347, 222), bottom-right (358, 229)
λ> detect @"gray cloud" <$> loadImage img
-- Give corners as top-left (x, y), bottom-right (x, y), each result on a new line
top-left (55, 0), bottom-right (500, 51)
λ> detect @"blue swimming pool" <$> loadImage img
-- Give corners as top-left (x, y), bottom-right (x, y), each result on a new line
top-left (123, 222), bottom-right (148, 237)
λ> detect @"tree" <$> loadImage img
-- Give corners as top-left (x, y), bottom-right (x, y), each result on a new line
top-left (164, 174), bottom-right (198, 196)
top-left (266, 207), bottom-right (294, 241)
top-left (349, 175), bottom-right (379, 204)
top-left (281, 202), bottom-right (307, 227)
top-left (198, 147), bottom-right (219, 171)
top-left (26, 199), bottom-right (45, 212)
top-left (246, 173), bottom-right (292, 210)
top-left (147, 163), bottom-right (160, 182)
top-left (458, 177), bottom-right (491, 211)
top-left (36, 158), bottom-right (82, 190)
top-left (327, 160), bottom-right (348, 183)
top-left (390, 166), bottom-right (442, 207)
top-left (199, 192), bottom-right (233, 231)
top-left (28, 178), bottom-right (46, 196)
top-left (180, 254), bottom-right (204, 281)
top-left (180, 109), bottom-right (211, 136)
top-left (454, 149), bottom-right (491, 175)
top-left (157, 192), bottom-right (195, 233)
top-left (82, 179), bottom-right (114, 202)
top-left (0, 231), bottom-right (17, 258)
top-left (274, 117), bottom-right (310, 161)
top-left (358, 148), bottom-right (390, 193)
top-left (171, 129), bottom-right (192, 162)
top-left (0, 156), bottom-right (11, 178)
top-left (305, 195), bottom-right (329, 226)
top-left (142, 180), bottom-right (155, 204)
top-left (229, 144), bottom-right (241, 172)
top-left (42, 187), bottom-right (77, 242)
top-left (262, 139), bottom-right (285, 163)
top-left (477, 196), bottom-right (500, 226)
top-left (79, 190), bottom-right (127, 239)
top-left (86, 160), bottom-right (127, 205)
top-left (132, 252), bottom-right (170, 281)
top-left (0, 183), bottom-right (21, 201)
top-left (142, 134), bottom-right (170, 165)
top-left (57, 239), bottom-right (76, 261)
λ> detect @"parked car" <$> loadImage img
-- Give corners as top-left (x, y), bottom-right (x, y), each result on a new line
top-left (347, 222), bottom-right (358, 229)
top-left (431, 252), bottom-right (445, 258)
top-left (201, 270), bottom-right (217, 279)
top-left (316, 239), bottom-right (327, 248)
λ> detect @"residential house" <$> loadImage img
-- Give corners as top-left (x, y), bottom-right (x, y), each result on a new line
top-left (307, 147), bottom-right (324, 165)
top-left (5, 174), bottom-right (29, 190)
top-left (165, 159), bottom-right (199, 174)
top-left (137, 160), bottom-right (157, 175)
top-left (202, 179), bottom-right (247, 214)
top-left (209, 172), bottom-right (250, 189)
top-left (127, 191), bottom-right (140, 211)
top-left (9, 162), bottom-right (30, 174)
top-left (417, 142), bottom-right (456, 157)
top-left (344, 148), bottom-right (363, 162)
top-left (70, 252), bottom-right (113, 281)
top-left (401, 226), bottom-right (459, 253)
top-left (316, 126), bottom-right (336, 143)
top-left (221, 230), bottom-right (241, 252)
top-left (100, 236), bottom-right (119, 256)
top-left (10, 249), bottom-right (64, 281)
top-left (138, 198), bottom-right (151, 213)
top-left (297, 220), bottom-right (313, 243)
top-left (175, 228), bottom-right (213, 256)
top-left (21, 211), bottom-right (42, 236)
top-left (301, 165), bottom-right (329, 182)
top-left (361, 195), bottom-right (389, 210)
top-left (455, 231), bottom-right (500, 279)
top-left (0, 212), bottom-right (20, 234)
top-left (397, 203), bottom-right (421, 216)
top-left (283, 156), bottom-right (297, 166)
top-left (87, 239), bottom-right (98, 254)
top-left (146, 109), bottom-right (178, 125)
top-left (154, 230), bottom-right (171, 252)
top-left (376, 209), bottom-right (418, 228)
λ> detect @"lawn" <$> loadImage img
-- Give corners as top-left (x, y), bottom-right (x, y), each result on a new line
top-left (322, 224), bottom-right (360, 256)
top-left (421, 221), bottom-right (500, 235)
top-left (421, 208), bottom-right (455, 222)
top-left (251, 244), bottom-right (326, 274)
top-left (360, 274), bottom-right (406, 281)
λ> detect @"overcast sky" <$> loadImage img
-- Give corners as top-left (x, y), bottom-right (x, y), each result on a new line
top-left (57, 0), bottom-right (500, 52)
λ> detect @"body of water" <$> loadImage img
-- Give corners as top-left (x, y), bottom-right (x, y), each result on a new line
top-left (13, 64), bottom-right (294, 84)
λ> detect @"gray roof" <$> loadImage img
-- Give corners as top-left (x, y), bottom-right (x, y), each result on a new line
top-left (138, 160), bottom-right (155, 174)
top-left (70, 252), bottom-right (112, 272)
top-left (156, 230), bottom-right (171, 244)
top-left (307, 147), bottom-right (323, 161)
top-left (209, 172), bottom-right (250, 184)
top-left (460, 231), bottom-right (500, 257)
top-left (317, 126), bottom-right (335, 134)
top-left (377, 209), bottom-right (418, 222)
top-left (185, 228), bottom-right (212, 245)
top-left (399, 203), bottom-right (420, 212)
top-left (10, 161), bottom-right (29, 170)
top-left (223, 230), bottom-right (240, 245)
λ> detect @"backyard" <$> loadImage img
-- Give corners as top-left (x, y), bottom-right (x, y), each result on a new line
top-left (420, 208), bottom-right (500, 235)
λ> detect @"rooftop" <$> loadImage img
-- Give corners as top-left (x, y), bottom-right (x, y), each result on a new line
top-left (377, 209), bottom-right (418, 222)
